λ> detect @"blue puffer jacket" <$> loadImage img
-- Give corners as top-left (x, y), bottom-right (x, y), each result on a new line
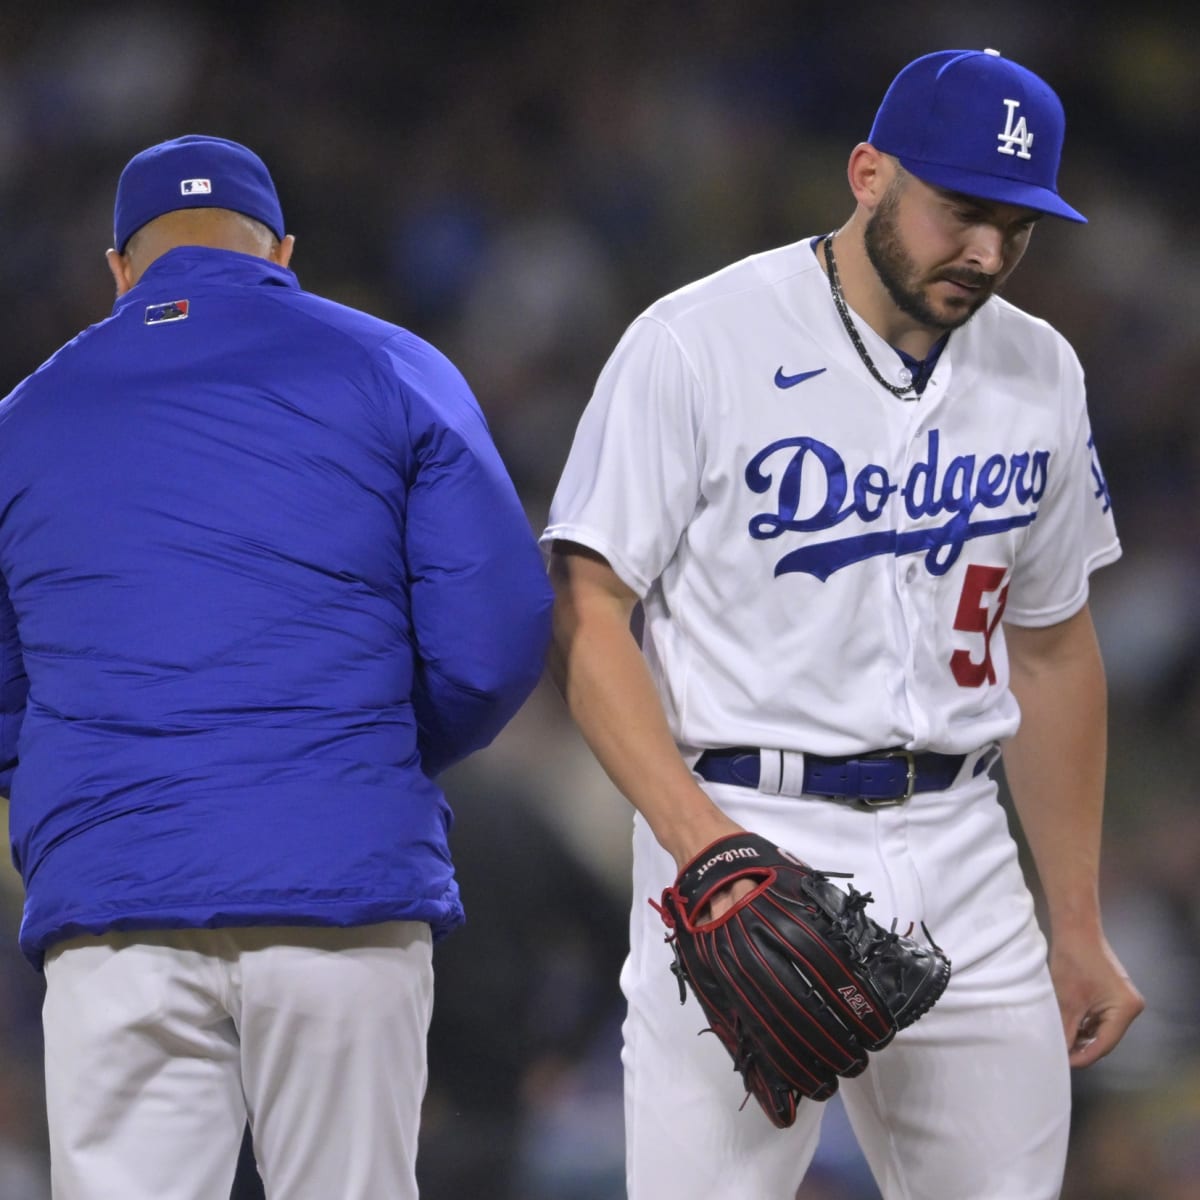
top-left (0, 246), bottom-right (552, 968)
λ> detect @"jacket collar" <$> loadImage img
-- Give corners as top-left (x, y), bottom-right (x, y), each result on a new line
top-left (112, 245), bottom-right (299, 316)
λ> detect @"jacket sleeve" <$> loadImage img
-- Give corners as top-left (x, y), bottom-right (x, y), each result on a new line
top-left (385, 335), bottom-right (552, 777)
top-left (0, 572), bottom-right (29, 798)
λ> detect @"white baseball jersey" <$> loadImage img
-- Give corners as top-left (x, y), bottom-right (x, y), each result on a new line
top-left (542, 235), bottom-right (1118, 758)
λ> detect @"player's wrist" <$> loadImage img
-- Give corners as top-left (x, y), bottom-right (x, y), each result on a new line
top-left (1042, 890), bottom-right (1104, 938)
top-left (654, 806), bottom-right (746, 872)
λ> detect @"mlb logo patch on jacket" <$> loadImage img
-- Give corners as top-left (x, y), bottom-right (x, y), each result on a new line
top-left (145, 299), bottom-right (189, 324)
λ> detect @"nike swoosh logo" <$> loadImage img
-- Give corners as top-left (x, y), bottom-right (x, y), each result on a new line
top-left (774, 366), bottom-right (827, 388)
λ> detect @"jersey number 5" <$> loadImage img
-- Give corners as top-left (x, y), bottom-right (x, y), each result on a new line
top-left (950, 564), bottom-right (1009, 687)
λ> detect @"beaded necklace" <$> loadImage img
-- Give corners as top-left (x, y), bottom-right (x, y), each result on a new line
top-left (821, 232), bottom-right (930, 402)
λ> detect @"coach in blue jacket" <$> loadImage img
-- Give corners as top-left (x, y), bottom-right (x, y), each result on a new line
top-left (0, 135), bottom-right (552, 1200)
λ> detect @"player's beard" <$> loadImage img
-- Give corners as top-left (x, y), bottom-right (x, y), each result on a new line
top-left (864, 183), bottom-right (997, 333)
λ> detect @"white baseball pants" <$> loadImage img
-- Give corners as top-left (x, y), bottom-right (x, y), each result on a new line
top-left (623, 770), bottom-right (1071, 1200)
top-left (42, 920), bottom-right (433, 1200)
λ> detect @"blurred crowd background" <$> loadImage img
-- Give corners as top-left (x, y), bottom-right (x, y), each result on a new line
top-left (1, 2), bottom-right (1197, 1197)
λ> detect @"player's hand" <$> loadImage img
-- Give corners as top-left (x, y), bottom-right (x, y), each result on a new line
top-left (1049, 933), bottom-right (1144, 1068)
top-left (699, 876), bottom-right (758, 923)
top-left (660, 805), bottom-right (753, 922)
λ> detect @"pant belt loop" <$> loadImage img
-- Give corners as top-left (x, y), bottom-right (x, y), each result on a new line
top-left (779, 751), bottom-right (807, 797)
top-left (962, 742), bottom-right (1002, 783)
top-left (757, 749), bottom-right (785, 795)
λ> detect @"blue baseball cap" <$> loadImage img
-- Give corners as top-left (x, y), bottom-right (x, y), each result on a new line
top-left (869, 49), bottom-right (1085, 223)
top-left (113, 134), bottom-right (286, 252)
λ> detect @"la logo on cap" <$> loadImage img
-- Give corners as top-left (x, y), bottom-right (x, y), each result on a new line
top-left (180, 178), bottom-right (212, 195)
top-left (997, 99), bottom-right (1034, 159)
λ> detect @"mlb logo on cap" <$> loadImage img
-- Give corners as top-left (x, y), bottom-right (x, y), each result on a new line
top-left (181, 179), bottom-right (212, 195)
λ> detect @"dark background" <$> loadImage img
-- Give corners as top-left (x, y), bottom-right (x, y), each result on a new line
top-left (2, 3), bottom-right (1198, 1197)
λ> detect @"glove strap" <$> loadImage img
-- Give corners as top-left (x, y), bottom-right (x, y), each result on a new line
top-left (667, 833), bottom-right (783, 933)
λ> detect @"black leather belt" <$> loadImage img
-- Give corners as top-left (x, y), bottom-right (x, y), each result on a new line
top-left (692, 747), bottom-right (967, 806)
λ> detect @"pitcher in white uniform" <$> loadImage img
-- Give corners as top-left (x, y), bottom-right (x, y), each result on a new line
top-left (542, 48), bottom-right (1143, 1200)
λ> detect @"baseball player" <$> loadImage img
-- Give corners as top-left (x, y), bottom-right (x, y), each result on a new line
top-left (543, 49), bottom-right (1143, 1199)
top-left (0, 135), bottom-right (552, 1199)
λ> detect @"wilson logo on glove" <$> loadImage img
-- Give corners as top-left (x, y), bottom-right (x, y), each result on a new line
top-left (695, 845), bottom-right (761, 878)
top-left (653, 831), bottom-right (951, 1128)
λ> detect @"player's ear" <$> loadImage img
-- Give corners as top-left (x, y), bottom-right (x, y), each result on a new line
top-left (271, 234), bottom-right (296, 270)
top-left (106, 248), bottom-right (136, 297)
top-left (847, 143), bottom-right (893, 211)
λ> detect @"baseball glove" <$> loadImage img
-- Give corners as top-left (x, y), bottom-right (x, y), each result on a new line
top-left (655, 832), bottom-right (951, 1128)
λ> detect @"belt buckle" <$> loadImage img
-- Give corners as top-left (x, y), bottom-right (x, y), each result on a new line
top-left (860, 749), bottom-right (916, 806)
